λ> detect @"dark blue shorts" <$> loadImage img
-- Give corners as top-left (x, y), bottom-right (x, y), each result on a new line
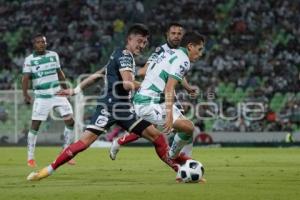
top-left (86, 103), bottom-right (151, 136)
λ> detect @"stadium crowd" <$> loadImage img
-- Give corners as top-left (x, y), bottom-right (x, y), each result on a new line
top-left (0, 0), bottom-right (299, 132)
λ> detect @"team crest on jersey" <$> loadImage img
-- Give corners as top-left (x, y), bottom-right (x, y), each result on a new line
top-left (155, 47), bottom-right (161, 52)
top-left (95, 115), bottom-right (108, 127)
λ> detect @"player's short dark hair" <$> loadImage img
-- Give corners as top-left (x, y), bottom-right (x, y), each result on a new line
top-left (126, 24), bottom-right (149, 37)
top-left (166, 22), bottom-right (184, 32)
top-left (180, 32), bottom-right (205, 47)
top-left (32, 33), bottom-right (46, 43)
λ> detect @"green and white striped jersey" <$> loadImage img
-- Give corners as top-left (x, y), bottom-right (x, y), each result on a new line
top-left (134, 47), bottom-right (190, 104)
top-left (23, 50), bottom-right (61, 98)
top-left (146, 43), bottom-right (172, 64)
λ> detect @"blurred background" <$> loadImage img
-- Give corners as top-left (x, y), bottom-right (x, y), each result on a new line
top-left (0, 0), bottom-right (300, 145)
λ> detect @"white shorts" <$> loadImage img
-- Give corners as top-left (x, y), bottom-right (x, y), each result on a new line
top-left (32, 96), bottom-right (73, 121)
top-left (134, 103), bottom-right (183, 126)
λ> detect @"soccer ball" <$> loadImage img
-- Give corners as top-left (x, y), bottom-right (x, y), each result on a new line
top-left (178, 160), bottom-right (204, 183)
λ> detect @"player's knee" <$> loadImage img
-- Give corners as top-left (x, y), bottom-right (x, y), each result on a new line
top-left (185, 122), bottom-right (194, 135)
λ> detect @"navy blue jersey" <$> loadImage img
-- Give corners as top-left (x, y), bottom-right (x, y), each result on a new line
top-left (86, 47), bottom-right (152, 136)
top-left (99, 47), bottom-right (136, 107)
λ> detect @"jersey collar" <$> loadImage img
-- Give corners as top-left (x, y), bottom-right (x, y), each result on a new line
top-left (179, 47), bottom-right (188, 56)
top-left (33, 50), bottom-right (47, 57)
top-left (166, 41), bottom-right (179, 49)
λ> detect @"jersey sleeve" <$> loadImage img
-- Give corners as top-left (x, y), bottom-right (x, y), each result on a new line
top-left (168, 56), bottom-right (190, 81)
top-left (117, 50), bottom-right (134, 72)
top-left (22, 57), bottom-right (32, 74)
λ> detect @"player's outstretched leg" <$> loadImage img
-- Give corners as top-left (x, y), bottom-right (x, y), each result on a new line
top-left (27, 140), bottom-right (87, 181)
top-left (141, 125), bottom-right (179, 172)
top-left (152, 134), bottom-right (179, 172)
top-left (109, 133), bottom-right (140, 160)
top-left (27, 131), bottom-right (97, 181)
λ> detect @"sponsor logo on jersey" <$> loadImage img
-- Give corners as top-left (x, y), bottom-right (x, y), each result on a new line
top-left (37, 72), bottom-right (43, 77)
top-left (95, 115), bottom-right (109, 127)
top-left (119, 56), bottom-right (132, 68)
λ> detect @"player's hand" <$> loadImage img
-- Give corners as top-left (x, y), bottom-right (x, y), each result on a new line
top-left (24, 94), bottom-right (32, 104)
top-left (187, 86), bottom-right (199, 99)
top-left (56, 89), bottom-right (74, 97)
top-left (163, 113), bottom-right (173, 134)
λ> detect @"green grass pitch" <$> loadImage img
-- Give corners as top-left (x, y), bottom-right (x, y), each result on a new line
top-left (0, 147), bottom-right (300, 200)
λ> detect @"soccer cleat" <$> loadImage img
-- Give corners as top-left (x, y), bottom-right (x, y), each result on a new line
top-left (67, 158), bottom-right (76, 165)
top-left (27, 159), bottom-right (36, 168)
top-left (109, 138), bottom-right (120, 160)
top-left (27, 167), bottom-right (51, 181)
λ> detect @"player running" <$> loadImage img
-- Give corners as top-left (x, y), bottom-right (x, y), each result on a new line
top-left (22, 34), bottom-right (75, 167)
top-left (27, 24), bottom-right (183, 181)
top-left (110, 24), bottom-right (200, 160)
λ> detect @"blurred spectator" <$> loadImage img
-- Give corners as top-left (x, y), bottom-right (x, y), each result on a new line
top-left (1, 0), bottom-right (300, 132)
top-left (0, 102), bottom-right (8, 123)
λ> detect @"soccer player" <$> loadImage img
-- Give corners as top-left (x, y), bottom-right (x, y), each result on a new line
top-left (22, 34), bottom-right (75, 167)
top-left (27, 24), bottom-right (182, 181)
top-left (110, 23), bottom-right (199, 160)
top-left (111, 31), bottom-right (205, 161)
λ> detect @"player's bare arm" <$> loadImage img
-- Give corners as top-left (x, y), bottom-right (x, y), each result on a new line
top-left (120, 70), bottom-right (140, 91)
top-left (181, 77), bottom-right (198, 98)
top-left (22, 74), bottom-right (32, 104)
top-left (56, 68), bottom-right (105, 96)
top-left (57, 69), bottom-right (68, 89)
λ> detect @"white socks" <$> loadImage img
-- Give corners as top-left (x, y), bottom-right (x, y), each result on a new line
top-left (168, 132), bottom-right (192, 159)
top-left (27, 130), bottom-right (38, 160)
top-left (180, 138), bottom-right (193, 157)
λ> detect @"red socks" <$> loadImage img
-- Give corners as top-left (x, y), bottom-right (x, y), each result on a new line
top-left (152, 134), bottom-right (179, 172)
top-left (117, 133), bottom-right (140, 145)
top-left (51, 140), bottom-right (87, 170)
